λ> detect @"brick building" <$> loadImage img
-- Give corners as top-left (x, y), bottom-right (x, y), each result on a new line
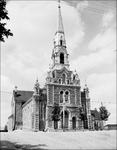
top-left (8, 1), bottom-right (92, 131)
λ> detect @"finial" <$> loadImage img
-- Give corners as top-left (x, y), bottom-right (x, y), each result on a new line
top-left (58, 0), bottom-right (61, 8)
top-left (84, 78), bottom-right (87, 87)
top-left (34, 78), bottom-right (40, 95)
top-left (36, 76), bottom-right (38, 83)
top-left (14, 86), bottom-right (18, 92)
top-left (101, 102), bottom-right (103, 106)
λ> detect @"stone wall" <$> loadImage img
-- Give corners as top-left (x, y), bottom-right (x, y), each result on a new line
top-left (15, 102), bottom-right (23, 129)
top-left (22, 99), bottom-right (34, 130)
top-left (46, 82), bottom-right (81, 130)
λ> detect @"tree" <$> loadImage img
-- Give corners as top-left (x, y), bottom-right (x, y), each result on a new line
top-left (99, 105), bottom-right (110, 129)
top-left (0, 0), bottom-right (13, 42)
top-left (99, 105), bottom-right (110, 121)
top-left (79, 106), bottom-right (87, 129)
top-left (79, 106), bottom-right (85, 121)
top-left (51, 103), bottom-right (60, 121)
top-left (51, 103), bottom-right (61, 129)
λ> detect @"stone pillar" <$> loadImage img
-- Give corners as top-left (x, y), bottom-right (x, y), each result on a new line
top-left (45, 106), bottom-right (49, 129)
top-left (81, 121), bottom-right (84, 129)
top-left (68, 112), bottom-right (72, 130)
top-left (58, 120), bottom-right (61, 129)
top-left (78, 119), bottom-right (83, 130)
top-left (76, 119), bottom-right (79, 129)
top-left (68, 119), bottom-right (72, 130)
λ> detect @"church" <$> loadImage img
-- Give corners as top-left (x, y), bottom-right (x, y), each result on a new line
top-left (8, 1), bottom-right (93, 131)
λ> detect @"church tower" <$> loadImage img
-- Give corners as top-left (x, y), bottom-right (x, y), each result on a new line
top-left (46, 0), bottom-right (82, 131)
top-left (51, 0), bottom-right (69, 70)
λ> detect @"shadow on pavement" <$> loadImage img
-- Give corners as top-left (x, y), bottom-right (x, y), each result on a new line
top-left (0, 140), bottom-right (47, 150)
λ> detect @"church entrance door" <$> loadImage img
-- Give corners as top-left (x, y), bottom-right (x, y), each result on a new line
top-left (54, 120), bottom-right (58, 129)
top-left (72, 117), bottom-right (76, 129)
top-left (61, 111), bottom-right (69, 129)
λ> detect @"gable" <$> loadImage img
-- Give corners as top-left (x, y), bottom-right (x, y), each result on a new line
top-left (13, 90), bottom-right (33, 102)
top-left (56, 67), bottom-right (72, 78)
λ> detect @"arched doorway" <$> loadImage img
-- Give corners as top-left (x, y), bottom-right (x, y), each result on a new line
top-left (61, 111), bottom-right (69, 129)
top-left (72, 117), bottom-right (76, 129)
top-left (54, 121), bottom-right (58, 129)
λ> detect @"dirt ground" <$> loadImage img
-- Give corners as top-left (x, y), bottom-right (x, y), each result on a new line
top-left (0, 130), bottom-right (116, 149)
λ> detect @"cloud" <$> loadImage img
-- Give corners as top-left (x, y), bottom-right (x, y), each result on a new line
top-left (71, 10), bottom-right (116, 73)
top-left (102, 11), bottom-right (115, 28)
top-left (71, 47), bottom-right (115, 74)
top-left (1, 75), bottom-right (14, 92)
top-left (70, 9), bottom-right (116, 124)
top-left (88, 10), bottom-right (116, 52)
top-left (88, 27), bottom-right (116, 52)
top-left (76, 0), bottom-right (88, 12)
top-left (87, 73), bottom-right (116, 102)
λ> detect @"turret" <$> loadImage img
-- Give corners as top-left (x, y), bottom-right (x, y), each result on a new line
top-left (84, 84), bottom-right (89, 99)
top-left (33, 78), bottom-right (40, 96)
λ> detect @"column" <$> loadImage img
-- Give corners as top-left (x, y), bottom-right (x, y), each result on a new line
top-left (69, 120), bottom-right (72, 130)
top-left (78, 118), bottom-right (82, 130)
top-left (58, 120), bottom-right (61, 129)
top-left (76, 119), bottom-right (79, 130)
top-left (52, 121), bottom-right (54, 129)
top-left (68, 113), bottom-right (72, 130)
top-left (45, 106), bottom-right (49, 130)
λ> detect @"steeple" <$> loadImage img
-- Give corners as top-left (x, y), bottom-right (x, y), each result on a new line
top-left (53, 0), bottom-right (66, 48)
top-left (51, 0), bottom-right (69, 70)
top-left (57, 0), bottom-right (64, 33)
top-left (84, 83), bottom-right (89, 99)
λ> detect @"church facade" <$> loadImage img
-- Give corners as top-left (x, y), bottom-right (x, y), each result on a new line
top-left (8, 2), bottom-right (93, 132)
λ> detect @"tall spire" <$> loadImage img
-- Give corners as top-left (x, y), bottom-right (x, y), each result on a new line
top-left (51, 0), bottom-right (69, 70)
top-left (53, 0), bottom-right (66, 47)
top-left (57, 0), bottom-right (64, 33)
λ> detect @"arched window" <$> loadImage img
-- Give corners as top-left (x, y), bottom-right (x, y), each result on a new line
top-left (65, 91), bottom-right (69, 102)
top-left (73, 74), bottom-right (75, 80)
top-left (60, 91), bottom-right (63, 103)
top-left (52, 71), bottom-right (55, 78)
top-left (60, 39), bottom-right (62, 46)
top-left (58, 79), bottom-right (61, 84)
top-left (67, 80), bottom-right (69, 84)
top-left (60, 53), bottom-right (64, 64)
top-left (62, 74), bottom-right (66, 84)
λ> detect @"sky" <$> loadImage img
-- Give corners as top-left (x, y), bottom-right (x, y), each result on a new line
top-left (1, 0), bottom-right (116, 128)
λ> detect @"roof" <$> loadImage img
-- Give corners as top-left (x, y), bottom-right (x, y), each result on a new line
top-left (104, 124), bottom-right (117, 127)
top-left (13, 90), bottom-right (33, 102)
top-left (91, 109), bottom-right (101, 120)
top-left (8, 114), bottom-right (13, 119)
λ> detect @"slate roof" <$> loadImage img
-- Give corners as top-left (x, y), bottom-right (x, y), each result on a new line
top-left (13, 90), bottom-right (33, 102)
top-left (8, 114), bottom-right (13, 119)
